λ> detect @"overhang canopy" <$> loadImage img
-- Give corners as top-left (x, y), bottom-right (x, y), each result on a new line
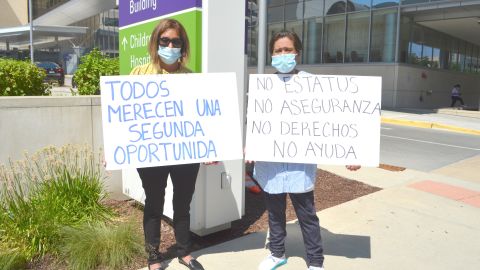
top-left (33, 0), bottom-right (116, 26)
top-left (0, 25), bottom-right (87, 44)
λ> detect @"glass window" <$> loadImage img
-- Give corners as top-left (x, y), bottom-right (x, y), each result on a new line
top-left (285, 2), bottom-right (304, 21)
top-left (323, 14), bottom-right (346, 63)
top-left (398, 16), bottom-right (411, 63)
top-left (474, 46), bottom-right (480, 73)
top-left (304, 0), bottom-right (324, 18)
top-left (285, 20), bottom-right (304, 64)
top-left (372, 0), bottom-right (398, 8)
top-left (408, 24), bottom-right (424, 65)
top-left (303, 18), bottom-right (323, 64)
top-left (422, 45), bottom-right (433, 67)
top-left (247, 21), bottom-right (259, 66)
top-left (267, 23), bottom-right (285, 62)
top-left (370, 8), bottom-right (397, 62)
top-left (325, 0), bottom-right (346, 15)
top-left (268, 5), bottom-right (284, 23)
top-left (268, 0), bottom-right (284, 7)
top-left (429, 32), bottom-right (444, 69)
top-left (458, 41), bottom-right (466, 71)
top-left (347, 0), bottom-right (371, 12)
top-left (401, 0), bottom-right (428, 5)
top-left (465, 43), bottom-right (473, 72)
top-left (346, 12), bottom-right (369, 63)
top-left (449, 39), bottom-right (459, 71)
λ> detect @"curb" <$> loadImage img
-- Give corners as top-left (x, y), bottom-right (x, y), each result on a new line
top-left (381, 117), bottom-right (480, 136)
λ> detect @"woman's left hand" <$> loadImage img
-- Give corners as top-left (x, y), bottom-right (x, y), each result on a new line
top-left (345, 165), bottom-right (361, 171)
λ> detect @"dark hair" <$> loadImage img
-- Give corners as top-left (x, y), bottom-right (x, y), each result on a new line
top-left (148, 18), bottom-right (190, 68)
top-left (454, 84), bottom-right (461, 87)
top-left (269, 31), bottom-right (302, 54)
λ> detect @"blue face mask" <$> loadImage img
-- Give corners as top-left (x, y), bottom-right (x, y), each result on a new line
top-left (271, 54), bottom-right (297, 73)
top-left (157, 46), bottom-right (181, 65)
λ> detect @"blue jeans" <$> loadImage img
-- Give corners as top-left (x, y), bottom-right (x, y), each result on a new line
top-left (265, 191), bottom-right (324, 267)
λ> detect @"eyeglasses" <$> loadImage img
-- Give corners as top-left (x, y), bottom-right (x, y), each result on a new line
top-left (159, 37), bottom-right (183, 48)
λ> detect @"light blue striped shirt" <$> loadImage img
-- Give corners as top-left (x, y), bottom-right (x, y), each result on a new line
top-left (253, 162), bottom-right (317, 194)
top-left (252, 70), bottom-right (317, 194)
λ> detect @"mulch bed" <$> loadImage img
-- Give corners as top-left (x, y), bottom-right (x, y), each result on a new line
top-left (31, 168), bottom-right (382, 270)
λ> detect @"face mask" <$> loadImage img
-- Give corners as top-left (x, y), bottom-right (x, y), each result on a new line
top-left (157, 46), bottom-right (181, 65)
top-left (271, 54), bottom-right (297, 73)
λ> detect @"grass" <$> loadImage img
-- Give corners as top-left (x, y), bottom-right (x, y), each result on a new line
top-left (60, 221), bottom-right (143, 270)
top-left (0, 145), bottom-right (114, 263)
top-left (0, 249), bottom-right (26, 270)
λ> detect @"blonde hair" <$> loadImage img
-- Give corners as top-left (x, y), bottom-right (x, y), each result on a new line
top-left (148, 18), bottom-right (190, 70)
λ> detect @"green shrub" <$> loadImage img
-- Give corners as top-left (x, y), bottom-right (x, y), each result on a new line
top-left (0, 145), bottom-right (113, 261)
top-left (74, 48), bottom-right (119, 95)
top-left (0, 249), bottom-right (26, 270)
top-left (0, 58), bottom-right (50, 96)
top-left (61, 221), bottom-right (143, 270)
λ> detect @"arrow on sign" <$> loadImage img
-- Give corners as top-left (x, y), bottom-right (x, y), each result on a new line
top-left (122, 37), bottom-right (128, 51)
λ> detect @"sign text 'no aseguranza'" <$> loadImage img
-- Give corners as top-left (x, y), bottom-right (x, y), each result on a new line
top-left (101, 73), bottom-right (242, 170)
top-left (245, 74), bottom-right (382, 167)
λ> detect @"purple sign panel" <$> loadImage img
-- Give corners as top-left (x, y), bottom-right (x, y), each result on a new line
top-left (120, 0), bottom-right (202, 27)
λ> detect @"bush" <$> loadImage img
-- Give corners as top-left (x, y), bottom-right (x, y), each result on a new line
top-left (0, 58), bottom-right (50, 96)
top-left (60, 221), bottom-right (143, 270)
top-left (0, 145), bottom-right (113, 261)
top-left (74, 48), bottom-right (119, 95)
top-left (0, 250), bottom-right (26, 270)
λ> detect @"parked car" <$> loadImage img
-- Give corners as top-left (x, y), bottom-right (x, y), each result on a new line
top-left (35, 61), bottom-right (64, 86)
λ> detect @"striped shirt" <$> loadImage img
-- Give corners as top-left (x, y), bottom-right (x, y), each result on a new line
top-left (254, 162), bottom-right (317, 194)
top-left (253, 70), bottom-right (317, 194)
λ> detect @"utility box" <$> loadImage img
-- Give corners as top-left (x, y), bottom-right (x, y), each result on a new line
top-left (118, 0), bottom-right (245, 235)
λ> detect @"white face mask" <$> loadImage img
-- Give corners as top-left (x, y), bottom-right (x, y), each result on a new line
top-left (271, 54), bottom-right (297, 73)
top-left (157, 46), bottom-right (181, 64)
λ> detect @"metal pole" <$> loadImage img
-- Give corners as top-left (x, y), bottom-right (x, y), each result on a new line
top-left (257, 0), bottom-right (267, 74)
top-left (29, 0), bottom-right (34, 63)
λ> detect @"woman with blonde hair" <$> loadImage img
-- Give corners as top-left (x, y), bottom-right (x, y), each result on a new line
top-left (130, 18), bottom-right (204, 270)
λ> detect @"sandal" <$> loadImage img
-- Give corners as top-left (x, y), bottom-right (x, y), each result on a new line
top-left (178, 256), bottom-right (205, 270)
top-left (148, 262), bottom-right (165, 270)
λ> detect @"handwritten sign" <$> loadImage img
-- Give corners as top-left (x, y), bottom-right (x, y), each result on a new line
top-left (245, 73), bottom-right (381, 167)
top-left (101, 73), bottom-right (243, 170)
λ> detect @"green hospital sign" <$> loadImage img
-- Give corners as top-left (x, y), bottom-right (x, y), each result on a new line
top-left (119, 1), bottom-right (202, 75)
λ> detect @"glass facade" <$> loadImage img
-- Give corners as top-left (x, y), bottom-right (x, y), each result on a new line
top-left (32, 0), bottom-right (71, 19)
top-left (403, 19), bottom-right (480, 72)
top-left (246, 0), bottom-right (480, 74)
top-left (29, 3), bottom-right (119, 74)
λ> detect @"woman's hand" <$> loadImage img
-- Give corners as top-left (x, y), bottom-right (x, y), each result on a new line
top-left (345, 165), bottom-right (361, 171)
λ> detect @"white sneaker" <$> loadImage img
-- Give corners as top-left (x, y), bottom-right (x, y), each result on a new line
top-left (308, 266), bottom-right (324, 270)
top-left (258, 254), bottom-right (287, 270)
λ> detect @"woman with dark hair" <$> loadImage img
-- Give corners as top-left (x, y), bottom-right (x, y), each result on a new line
top-left (254, 31), bottom-right (361, 270)
top-left (450, 84), bottom-right (465, 107)
top-left (130, 18), bottom-right (204, 270)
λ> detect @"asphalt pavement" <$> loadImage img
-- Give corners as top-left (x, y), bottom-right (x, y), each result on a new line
top-left (138, 108), bottom-right (480, 270)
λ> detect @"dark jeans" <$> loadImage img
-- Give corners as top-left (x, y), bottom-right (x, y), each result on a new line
top-left (451, 96), bottom-right (464, 107)
top-left (265, 191), bottom-right (324, 267)
top-left (137, 163), bottom-right (200, 264)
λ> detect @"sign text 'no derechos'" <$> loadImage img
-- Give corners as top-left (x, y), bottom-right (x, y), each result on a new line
top-left (101, 73), bottom-right (243, 170)
top-left (245, 74), bottom-right (381, 166)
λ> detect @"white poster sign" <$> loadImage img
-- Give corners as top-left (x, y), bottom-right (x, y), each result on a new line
top-left (101, 73), bottom-right (243, 170)
top-left (245, 74), bottom-right (381, 166)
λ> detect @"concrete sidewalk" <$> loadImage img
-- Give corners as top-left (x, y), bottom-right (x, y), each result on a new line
top-left (140, 109), bottom-right (480, 270)
top-left (381, 108), bottom-right (480, 135)
top-left (142, 161), bottom-right (480, 270)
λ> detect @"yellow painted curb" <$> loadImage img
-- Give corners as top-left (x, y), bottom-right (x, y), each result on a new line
top-left (381, 117), bottom-right (480, 136)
